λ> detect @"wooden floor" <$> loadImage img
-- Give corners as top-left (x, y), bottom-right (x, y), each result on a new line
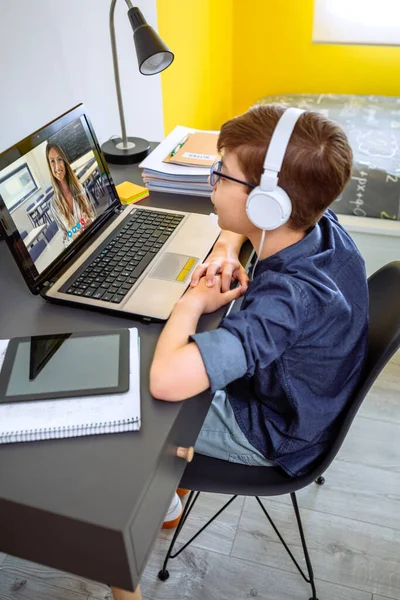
top-left (1, 351), bottom-right (399, 600)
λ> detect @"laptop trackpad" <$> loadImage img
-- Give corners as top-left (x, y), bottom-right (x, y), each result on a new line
top-left (149, 252), bottom-right (198, 282)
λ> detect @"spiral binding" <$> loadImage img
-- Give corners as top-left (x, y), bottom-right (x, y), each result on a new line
top-left (0, 417), bottom-right (140, 443)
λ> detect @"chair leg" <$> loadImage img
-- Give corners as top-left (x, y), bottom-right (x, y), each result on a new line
top-left (158, 492), bottom-right (238, 581)
top-left (158, 490), bottom-right (200, 581)
top-left (255, 494), bottom-right (318, 600)
top-left (291, 493), bottom-right (318, 600)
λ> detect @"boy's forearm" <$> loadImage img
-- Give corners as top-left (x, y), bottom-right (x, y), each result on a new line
top-left (214, 231), bottom-right (247, 255)
top-left (153, 299), bottom-right (203, 360)
top-left (150, 299), bottom-right (209, 401)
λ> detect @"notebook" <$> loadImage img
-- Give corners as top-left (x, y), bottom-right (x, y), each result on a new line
top-left (163, 131), bottom-right (219, 167)
top-left (0, 328), bottom-right (140, 444)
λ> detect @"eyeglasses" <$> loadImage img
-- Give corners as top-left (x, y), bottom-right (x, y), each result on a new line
top-left (209, 160), bottom-right (256, 189)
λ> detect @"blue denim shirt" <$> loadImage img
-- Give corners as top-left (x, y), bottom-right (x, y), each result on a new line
top-left (192, 210), bottom-right (369, 477)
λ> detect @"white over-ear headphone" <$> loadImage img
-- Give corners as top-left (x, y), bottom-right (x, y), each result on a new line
top-left (246, 107), bottom-right (305, 231)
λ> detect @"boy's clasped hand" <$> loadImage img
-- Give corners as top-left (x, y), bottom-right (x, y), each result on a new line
top-left (181, 249), bottom-right (250, 315)
top-left (182, 274), bottom-right (245, 315)
top-left (190, 251), bottom-right (249, 293)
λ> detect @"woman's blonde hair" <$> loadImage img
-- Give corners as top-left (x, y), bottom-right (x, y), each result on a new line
top-left (45, 142), bottom-right (95, 229)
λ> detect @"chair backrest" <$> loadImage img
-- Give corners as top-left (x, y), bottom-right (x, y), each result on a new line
top-left (44, 220), bottom-right (58, 243)
top-left (29, 239), bottom-right (46, 261)
top-left (40, 191), bottom-right (53, 213)
top-left (316, 261), bottom-right (400, 475)
top-left (44, 190), bottom-right (54, 201)
top-left (367, 261), bottom-right (400, 373)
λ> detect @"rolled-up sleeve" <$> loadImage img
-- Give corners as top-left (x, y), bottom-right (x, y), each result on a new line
top-left (191, 328), bottom-right (247, 393)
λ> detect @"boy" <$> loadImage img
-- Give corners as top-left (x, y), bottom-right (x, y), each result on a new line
top-left (150, 104), bottom-right (368, 486)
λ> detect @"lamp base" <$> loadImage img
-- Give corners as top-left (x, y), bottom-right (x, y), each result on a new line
top-left (101, 137), bottom-right (150, 165)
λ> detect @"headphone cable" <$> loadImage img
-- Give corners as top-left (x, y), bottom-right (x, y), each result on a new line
top-left (251, 229), bottom-right (266, 280)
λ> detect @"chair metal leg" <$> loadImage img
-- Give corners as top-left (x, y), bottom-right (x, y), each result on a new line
top-left (159, 491), bottom-right (318, 598)
top-left (158, 492), bottom-right (238, 581)
top-left (291, 493), bottom-right (318, 600)
top-left (158, 490), bottom-right (199, 581)
top-left (255, 494), bottom-right (318, 600)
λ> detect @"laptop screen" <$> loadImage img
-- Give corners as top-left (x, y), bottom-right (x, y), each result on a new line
top-left (0, 107), bottom-right (118, 280)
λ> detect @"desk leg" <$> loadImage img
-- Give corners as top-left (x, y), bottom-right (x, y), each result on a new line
top-left (111, 585), bottom-right (142, 600)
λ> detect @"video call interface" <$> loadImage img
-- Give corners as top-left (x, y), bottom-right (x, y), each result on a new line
top-left (0, 117), bottom-right (116, 274)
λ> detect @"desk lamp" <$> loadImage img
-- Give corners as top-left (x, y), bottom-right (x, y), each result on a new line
top-left (101, 0), bottom-right (174, 165)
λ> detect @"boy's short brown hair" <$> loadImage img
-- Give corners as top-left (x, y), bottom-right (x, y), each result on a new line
top-left (217, 104), bottom-right (353, 231)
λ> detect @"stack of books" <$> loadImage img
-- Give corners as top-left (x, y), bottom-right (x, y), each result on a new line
top-left (139, 126), bottom-right (219, 197)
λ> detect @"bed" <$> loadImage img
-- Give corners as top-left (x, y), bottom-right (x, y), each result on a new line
top-left (256, 94), bottom-right (400, 221)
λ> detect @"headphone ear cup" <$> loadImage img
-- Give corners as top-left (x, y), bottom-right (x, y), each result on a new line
top-left (246, 186), bottom-right (292, 230)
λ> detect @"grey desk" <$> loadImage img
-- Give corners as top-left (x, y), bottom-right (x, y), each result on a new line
top-left (0, 160), bottom-right (249, 594)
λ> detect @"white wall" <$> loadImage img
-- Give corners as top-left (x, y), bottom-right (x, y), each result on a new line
top-left (313, 0), bottom-right (400, 46)
top-left (0, 0), bottom-right (165, 153)
top-left (338, 215), bottom-right (400, 276)
top-left (350, 231), bottom-right (400, 276)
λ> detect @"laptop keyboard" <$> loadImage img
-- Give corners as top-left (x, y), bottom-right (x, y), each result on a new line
top-left (64, 209), bottom-right (184, 304)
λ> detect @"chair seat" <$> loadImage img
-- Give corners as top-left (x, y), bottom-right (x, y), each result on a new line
top-left (180, 453), bottom-right (320, 497)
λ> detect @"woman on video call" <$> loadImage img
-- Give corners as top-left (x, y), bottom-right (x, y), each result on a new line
top-left (46, 142), bottom-right (95, 246)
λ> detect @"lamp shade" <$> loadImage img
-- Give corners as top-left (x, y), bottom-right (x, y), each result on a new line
top-left (128, 7), bottom-right (174, 75)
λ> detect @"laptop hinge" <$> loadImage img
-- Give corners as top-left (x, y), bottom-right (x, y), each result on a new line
top-left (40, 280), bottom-right (55, 292)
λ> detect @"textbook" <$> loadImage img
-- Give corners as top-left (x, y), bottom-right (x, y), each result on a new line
top-left (139, 126), bottom-right (218, 197)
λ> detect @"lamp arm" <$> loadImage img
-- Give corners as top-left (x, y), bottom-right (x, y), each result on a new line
top-left (109, 0), bottom-right (135, 148)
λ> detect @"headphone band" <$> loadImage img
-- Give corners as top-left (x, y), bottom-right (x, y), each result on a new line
top-left (260, 107), bottom-right (305, 191)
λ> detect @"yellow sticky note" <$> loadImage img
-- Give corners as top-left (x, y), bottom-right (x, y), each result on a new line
top-left (116, 181), bottom-right (149, 204)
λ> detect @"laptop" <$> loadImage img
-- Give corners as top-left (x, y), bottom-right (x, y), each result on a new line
top-left (0, 105), bottom-right (220, 320)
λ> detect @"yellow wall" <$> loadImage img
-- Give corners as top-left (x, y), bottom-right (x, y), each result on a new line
top-left (232, 0), bottom-right (400, 116)
top-left (156, 0), bottom-right (232, 134)
top-left (158, 0), bottom-right (400, 133)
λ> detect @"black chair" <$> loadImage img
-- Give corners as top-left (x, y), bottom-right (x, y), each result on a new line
top-left (85, 180), bottom-right (100, 206)
top-left (159, 262), bottom-right (400, 600)
top-left (27, 195), bottom-right (44, 226)
top-left (38, 190), bottom-right (54, 225)
top-left (29, 239), bottom-right (46, 262)
top-left (77, 167), bottom-right (86, 180)
top-left (43, 220), bottom-right (58, 243)
top-left (26, 202), bottom-right (38, 227)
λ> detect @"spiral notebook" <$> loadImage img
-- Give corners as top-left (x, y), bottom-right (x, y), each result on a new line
top-left (0, 328), bottom-right (140, 444)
